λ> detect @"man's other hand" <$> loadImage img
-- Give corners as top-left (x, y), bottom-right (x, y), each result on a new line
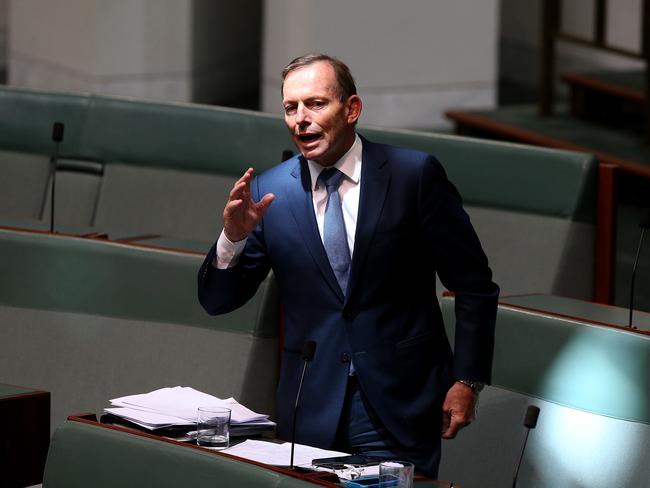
top-left (224, 168), bottom-right (275, 242)
top-left (441, 381), bottom-right (477, 439)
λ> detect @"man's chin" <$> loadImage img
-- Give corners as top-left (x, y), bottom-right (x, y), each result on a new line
top-left (299, 147), bottom-right (325, 163)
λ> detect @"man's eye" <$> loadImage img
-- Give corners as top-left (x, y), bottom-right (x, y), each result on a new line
top-left (284, 106), bottom-right (297, 115)
top-left (310, 101), bottom-right (325, 109)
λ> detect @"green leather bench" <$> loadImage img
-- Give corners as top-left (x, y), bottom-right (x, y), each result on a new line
top-left (438, 294), bottom-right (650, 487)
top-left (0, 85), bottom-right (598, 298)
top-left (43, 419), bottom-right (316, 487)
top-left (0, 227), bottom-right (280, 432)
top-left (361, 126), bottom-right (598, 300)
top-left (0, 85), bottom-right (294, 241)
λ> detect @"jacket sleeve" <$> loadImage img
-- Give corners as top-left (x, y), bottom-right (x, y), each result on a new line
top-left (197, 177), bottom-right (272, 315)
top-left (418, 155), bottom-right (499, 383)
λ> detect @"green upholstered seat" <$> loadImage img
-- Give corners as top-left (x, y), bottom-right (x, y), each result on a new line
top-left (0, 86), bottom-right (598, 298)
top-left (359, 126), bottom-right (598, 299)
top-left (92, 163), bottom-right (236, 242)
top-left (40, 158), bottom-right (104, 229)
top-left (0, 228), bottom-right (280, 430)
top-left (0, 150), bottom-right (51, 220)
top-left (43, 420), bottom-right (316, 488)
top-left (438, 294), bottom-right (650, 487)
top-left (358, 127), bottom-right (596, 222)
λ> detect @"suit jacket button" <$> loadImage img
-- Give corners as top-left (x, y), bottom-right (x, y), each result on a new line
top-left (341, 352), bottom-right (351, 363)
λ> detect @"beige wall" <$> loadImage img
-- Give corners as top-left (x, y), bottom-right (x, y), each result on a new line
top-left (261, 0), bottom-right (500, 130)
top-left (0, 0), bottom-right (7, 80)
top-left (6, 0), bottom-right (261, 104)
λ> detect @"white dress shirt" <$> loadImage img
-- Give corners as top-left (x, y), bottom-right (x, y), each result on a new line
top-left (214, 134), bottom-right (363, 269)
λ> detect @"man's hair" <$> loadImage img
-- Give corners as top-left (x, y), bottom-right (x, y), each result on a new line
top-left (281, 53), bottom-right (357, 101)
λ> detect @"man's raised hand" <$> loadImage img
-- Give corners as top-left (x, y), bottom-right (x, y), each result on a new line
top-left (223, 168), bottom-right (274, 242)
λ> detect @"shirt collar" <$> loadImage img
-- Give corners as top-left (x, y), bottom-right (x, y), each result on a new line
top-left (307, 134), bottom-right (362, 190)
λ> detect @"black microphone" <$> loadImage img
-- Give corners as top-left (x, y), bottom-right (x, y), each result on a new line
top-left (628, 209), bottom-right (650, 328)
top-left (49, 122), bottom-right (65, 232)
top-left (52, 122), bottom-right (64, 143)
top-left (289, 340), bottom-right (317, 469)
top-left (512, 405), bottom-right (540, 488)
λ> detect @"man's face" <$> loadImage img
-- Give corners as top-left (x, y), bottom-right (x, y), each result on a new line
top-left (282, 61), bottom-right (361, 167)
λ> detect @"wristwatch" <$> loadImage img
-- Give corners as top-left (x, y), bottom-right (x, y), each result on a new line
top-left (458, 379), bottom-right (485, 394)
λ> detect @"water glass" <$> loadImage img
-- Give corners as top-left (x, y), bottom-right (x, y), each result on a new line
top-left (379, 460), bottom-right (414, 488)
top-left (197, 406), bottom-right (231, 450)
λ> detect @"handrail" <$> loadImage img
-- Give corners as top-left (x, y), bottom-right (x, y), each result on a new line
top-left (540, 0), bottom-right (650, 142)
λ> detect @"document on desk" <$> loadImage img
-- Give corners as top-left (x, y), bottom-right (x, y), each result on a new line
top-left (104, 406), bottom-right (193, 429)
top-left (224, 439), bottom-right (348, 467)
top-left (105, 386), bottom-right (275, 430)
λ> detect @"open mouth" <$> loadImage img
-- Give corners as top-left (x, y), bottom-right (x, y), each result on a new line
top-left (298, 133), bottom-right (322, 143)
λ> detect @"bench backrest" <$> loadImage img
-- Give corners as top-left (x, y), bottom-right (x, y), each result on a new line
top-left (43, 420), bottom-right (315, 488)
top-left (438, 295), bottom-right (650, 487)
top-left (0, 86), bottom-right (598, 298)
top-left (0, 228), bottom-right (280, 430)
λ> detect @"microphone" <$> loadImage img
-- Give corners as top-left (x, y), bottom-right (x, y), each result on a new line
top-left (628, 209), bottom-right (650, 328)
top-left (52, 122), bottom-right (64, 143)
top-left (289, 340), bottom-right (317, 469)
top-left (512, 405), bottom-right (540, 488)
top-left (49, 122), bottom-right (65, 232)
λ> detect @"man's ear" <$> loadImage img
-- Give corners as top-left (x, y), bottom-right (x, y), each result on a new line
top-left (346, 95), bottom-right (362, 124)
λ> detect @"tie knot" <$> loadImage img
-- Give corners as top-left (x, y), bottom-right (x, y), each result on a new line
top-left (318, 167), bottom-right (345, 193)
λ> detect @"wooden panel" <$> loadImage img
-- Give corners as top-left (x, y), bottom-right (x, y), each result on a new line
top-left (0, 385), bottom-right (50, 487)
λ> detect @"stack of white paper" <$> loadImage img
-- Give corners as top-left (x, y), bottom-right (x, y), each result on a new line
top-left (104, 386), bottom-right (275, 431)
top-left (223, 440), bottom-right (377, 480)
top-left (224, 439), bottom-right (348, 467)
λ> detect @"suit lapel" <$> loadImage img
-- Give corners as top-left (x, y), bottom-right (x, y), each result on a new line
top-left (286, 157), bottom-right (345, 302)
top-left (346, 139), bottom-right (390, 303)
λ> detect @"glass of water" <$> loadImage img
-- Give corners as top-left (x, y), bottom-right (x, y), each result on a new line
top-left (197, 406), bottom-right (231, 450)
top-left (379, 460), bottom-right (414, 488)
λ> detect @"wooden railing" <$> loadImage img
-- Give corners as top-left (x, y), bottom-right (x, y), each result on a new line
top-left (540, 0), bottom-right (650, 142)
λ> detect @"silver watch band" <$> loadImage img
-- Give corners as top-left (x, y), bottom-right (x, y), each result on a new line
top-left (458, 379), bottom-right (485, 393)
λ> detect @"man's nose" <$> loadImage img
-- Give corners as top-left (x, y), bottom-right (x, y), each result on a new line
top-left (295, 105), bottom-right (310, 125)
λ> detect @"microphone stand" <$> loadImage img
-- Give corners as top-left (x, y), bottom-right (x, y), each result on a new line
top-left (512, 406), bottom-right (540, 488)
top-left (628, 209), bottom-right (650, 328)
top-left (50, 122), bottom-right (65, 233)
top-left (290, 358), bottom-right (310, 469)
top-left (289, 340), bottom-right (316, 470)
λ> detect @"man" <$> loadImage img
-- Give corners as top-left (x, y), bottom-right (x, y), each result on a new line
top-left (198, 53), bottom-right (498, 477)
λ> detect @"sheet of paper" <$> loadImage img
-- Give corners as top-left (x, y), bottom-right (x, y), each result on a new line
top-left (104, 407), bottom-right (193, 429)
top-left (223, 439), bottom-right (349, 467)
top-left (109, 387), bottom-right (268, 424)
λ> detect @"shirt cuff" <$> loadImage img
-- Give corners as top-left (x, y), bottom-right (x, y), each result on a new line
top-left (212, 229), bottom-right (247, 269)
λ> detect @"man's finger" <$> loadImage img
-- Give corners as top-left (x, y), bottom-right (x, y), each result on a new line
top-left (231, 168), bottom-right (254, 194)
top-left (235, 167), bottom-right (254, 184)
top-left (224, 199), bottom-right (243, 212)
top-left (441, 414), bottom-right (470, 439)
top-left (255, 193), bottom-right (275, 215)
top-left (441, 411), bottom-right (451, 436)
top-left (229, 180), bottom-right (248, 200)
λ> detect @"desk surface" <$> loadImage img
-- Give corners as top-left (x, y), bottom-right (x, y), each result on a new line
top-left (0, 382), bottom-right (48, 399)
top-left (500, 293), bottom-right (650, 332)
top-left (73, 415), bottom-right (454, 487)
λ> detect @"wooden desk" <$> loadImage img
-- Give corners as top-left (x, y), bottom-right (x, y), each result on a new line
top-left (500, 293), bottom-right (650, 333)
top-left (70, 415), bottom-right (453, 487)
top-left (0, 383), bottom-right (50, 488)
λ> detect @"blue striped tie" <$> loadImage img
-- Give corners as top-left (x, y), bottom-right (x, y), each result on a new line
top-left (319, 168), bottom-right (351, 295)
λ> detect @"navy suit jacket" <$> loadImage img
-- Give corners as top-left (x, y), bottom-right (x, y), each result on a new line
top-left (198, 137), bottom-right (498, 449)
